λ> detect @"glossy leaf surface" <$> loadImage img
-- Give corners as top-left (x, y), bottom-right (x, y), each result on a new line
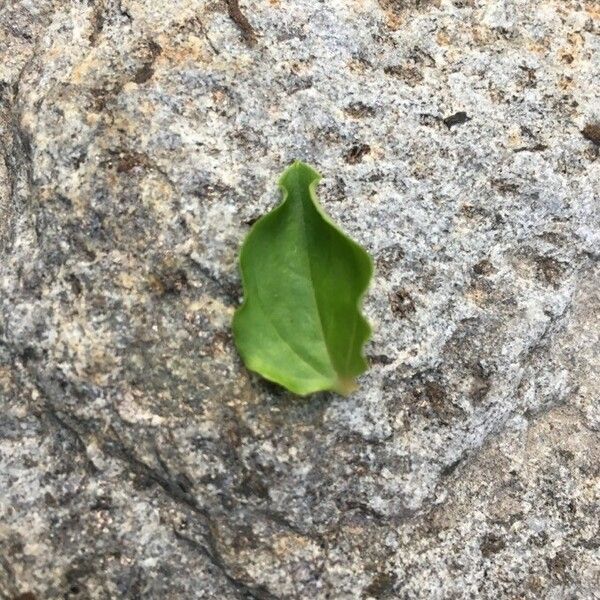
top-left (233, 161), bottom-right (373, 396)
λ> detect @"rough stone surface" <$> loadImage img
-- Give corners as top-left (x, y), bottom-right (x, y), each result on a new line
top-left (1, 0), bottom-right (599, 598)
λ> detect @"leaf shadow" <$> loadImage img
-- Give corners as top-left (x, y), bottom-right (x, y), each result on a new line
top-left (250, 375), bottom-right (332, 424)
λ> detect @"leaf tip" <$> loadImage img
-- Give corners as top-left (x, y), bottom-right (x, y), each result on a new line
top-left (280, 160), bottom-right (321, 186)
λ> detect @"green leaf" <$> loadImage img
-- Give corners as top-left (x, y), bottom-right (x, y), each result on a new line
top-left (233, 161), bottom-right (373, 396)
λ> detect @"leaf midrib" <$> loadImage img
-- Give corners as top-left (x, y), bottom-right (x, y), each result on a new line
top-left (294, 178), bottom-right (355, 381)
top-left (245, 198), bottom-right (335, 382)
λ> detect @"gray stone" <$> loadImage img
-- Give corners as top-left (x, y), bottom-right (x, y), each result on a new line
top-left (1, 0), bottom-right (599, 598)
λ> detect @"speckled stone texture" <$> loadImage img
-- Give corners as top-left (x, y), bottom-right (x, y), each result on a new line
top-left (1, 0), bottom-right (599, 598)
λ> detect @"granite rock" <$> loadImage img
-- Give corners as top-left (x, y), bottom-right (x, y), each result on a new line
top-left (1, 0), bottom-right (599, 598)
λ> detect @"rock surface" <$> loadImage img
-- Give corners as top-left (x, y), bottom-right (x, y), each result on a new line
top-left (1, 0), bottom-right (599, 598)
